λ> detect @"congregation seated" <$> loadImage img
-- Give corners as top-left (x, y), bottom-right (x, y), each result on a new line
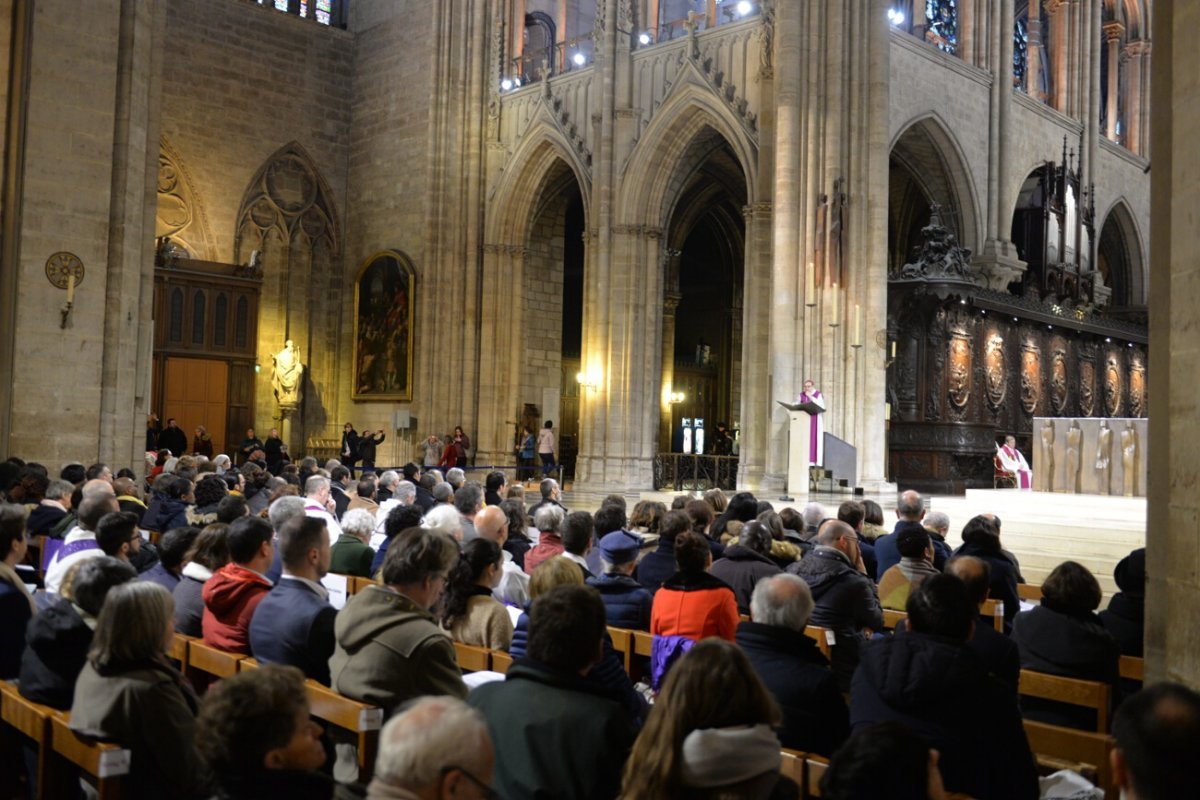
top-left (19, 556), bottom-right (136, 708)
top-left (1111, 682), bottom-right (1200, 800)
top-left (858, 499), bottom-right (888, 542)
top-left (331, 507), bottom-right (376, 578)
top-left (620, 638), bottom-right (798, 799)
top-left (737, 573), bottom-right (849, 756)
top-left (141, 525), bottom-right (199, 593)
top-left (470, 584), bottom-right (637, 800)
top-left (759, 509), bottom-right (804, 568)
top-left (24, 477), bottom-right (72, 536)
top-left (475, 504), bottom-right (530, 608)
top-left (498, 498), bottom-right (533, 570)
top-left (190, 473), bottom-right (230, 528)
top-left (850, 573), bottom-right (1038, 800)
top-left (1011, 560), bottom-right (1121, 730)
top-left (329, 465), bottom-right (353, 520)
top-left (453, 482), bottom-right (483, 542)
top-left (586, 529), bottom-right (653, 630)
top-left (44, 487), bottom-right (118, 594)
top-left (509, 556), bottom-right (583, 657)
top-left (636, 508), bottom-right (691, 595)
top-left (708, 520), bottom-right (783, 614)
top-left (588, 502), bottom-right (627, 576)
top-left (173, 523), bottom-right (229, 636)
top-left (819, 721), bottom-right (948, 800)
top-left (562, 509), bottom-right (597, 578)
top-left (650, 530), bottom-right (739, 643)
top-left (249, 516), bottom-right (337, 685)
top-left (838, 501), bottom-right (878, 580)
top-left (877, 524), bottom-right (939, 611)
top-left (330, 526), bottom-right (466, 717)
top-left (348, 477), bottom-right (381, 517)
top-left (372, 503), bottom-right (423, 578)
top-left (0, 503), bottom-right (34, 678)
top-left (951, 514), bottom-right (1021, 630)
top-left (94, 510), bottom-right (146, 565)
top-left (526, 477), bottom-right (567, 519)
top-left (201, 516), bottom-right (275, 654)
top-left (945, 555), bottom-right (1019, 691)
top-left (195, 664), bottom-right (352, 800)
top-left (440, 538), bottom-right (514, 651)
top-left (787, 520), bottom-right (883, 690)
top-left (873, 490), bottom-right (950, 580)
top-left (523, 504), bottom-right (566, 573)
top-left (367, 696), bottom-right (493, 800)
top-left (1099, 546), bottom-right (1145, 657)
top-left (141, 473), bottom-right (195, 533)
top-left (709, 490), bottom-right (756, 548)
top-left (70, 581), bottom-right (212, 800)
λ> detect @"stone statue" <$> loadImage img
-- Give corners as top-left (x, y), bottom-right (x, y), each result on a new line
top-left (1066, 420), bottom-right (1082, 493)
top-left (271, 339), bottom-right (304, 408)
top-left (896, 203), bottom-right (975, 282)
top-left (1095, 419), bottom-right (1113, 495)
top-left (1121, 422), bottom-right (1139, 496)
top-left (1039, 419), bottom-right (1055, 492)
top-left (758, 5), bottom-right (775, 77)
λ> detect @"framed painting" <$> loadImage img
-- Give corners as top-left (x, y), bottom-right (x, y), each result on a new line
top-left (352, 250), bottom-right (416, 400)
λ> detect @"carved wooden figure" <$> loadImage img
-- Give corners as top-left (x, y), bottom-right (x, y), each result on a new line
top-left (1067, 420), bottom-right (1083, 493)
top-left (1096, 419), bottom-right (1113, 495)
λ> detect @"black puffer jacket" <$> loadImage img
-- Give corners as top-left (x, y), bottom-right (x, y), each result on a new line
top-left (18, 598), bottom-right (93, 709)
top-left (708, 544), bottom-right (782, 613)
top-left (850, 631), bottom-right (1038, 800)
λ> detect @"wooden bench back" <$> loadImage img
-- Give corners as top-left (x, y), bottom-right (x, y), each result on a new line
top-left (1019, 669), bottom-right (1111, 732)
top-left (1119, 655), bottom-right (1144, 682)
top-left (186, 639), bottom-right (246, 680)
top-left (453, 642), bottom-right (491, 673)
top-left (804, 626), bottom-right (834, 661)
top-left (606, 626), bottom-right (634, 674)
top-left (490, 650), bottom-right (513, 674)
top-left (779, 748), bottom-right (805, 786)
top-left (980, 598), bottom-right (1005, 631)
top-left (804, 754), bottom-right (829, 798)
top-left (1018, 583), bottom-right (1043, 602)
top-left (1023, 719), bottom-right (1115, 798)
top-left (304, 680), bottom-right (383, 782)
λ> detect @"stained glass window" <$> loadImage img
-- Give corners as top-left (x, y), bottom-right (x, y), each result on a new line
top-left (1014, 16), bottom-right (1028, 89)
top-left (262, 0), bottom-right (336, 26)
top-left (925, 0), bottom-right (957, 55)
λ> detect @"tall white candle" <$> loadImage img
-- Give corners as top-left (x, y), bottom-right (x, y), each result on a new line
top-left (66, 273), bottom-right (75, 304)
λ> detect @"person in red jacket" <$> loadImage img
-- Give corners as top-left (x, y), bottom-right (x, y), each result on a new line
top-left (201, 516), bottom-right (274, 654)
top-left (651, 530), bottom-right (739, 642)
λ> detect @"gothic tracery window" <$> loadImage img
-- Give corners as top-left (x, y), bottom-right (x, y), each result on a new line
top-left (925, 0), bottom-right (957, 55)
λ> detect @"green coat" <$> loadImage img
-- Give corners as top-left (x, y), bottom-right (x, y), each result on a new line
top-left (468, 662), bottom-right (636, 800)
top-left (330, 533), bottom-right (374, 578)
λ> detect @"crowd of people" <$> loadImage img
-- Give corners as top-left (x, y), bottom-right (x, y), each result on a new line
top-left (0, 452), bottom-right (1195, 800)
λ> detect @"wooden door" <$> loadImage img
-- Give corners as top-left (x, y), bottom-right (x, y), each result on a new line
top-left (163, 358), bottom-right (229, 456)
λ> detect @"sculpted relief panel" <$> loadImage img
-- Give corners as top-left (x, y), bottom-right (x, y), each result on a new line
top-left (1105, 355), bottom-right (1123, 417)
top-left (1079, 358), bottom-right (1096, 417)
top-left (947, 334), bottom-right (971, 417)
top-left (984, 333), bottom-right (1006, 413)
top-left (1020, 345), bottom-right (1041, 415)
top-left (1129, 362), bottom-right (1146, 418)
top-left (1050, 348), bottom-right (1068, 415)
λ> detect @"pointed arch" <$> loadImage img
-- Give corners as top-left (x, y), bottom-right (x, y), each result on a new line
top-left (486, 121), bottom-right (591, 247)
top-left (1096, 197), bottom-right (1146, 306)
top-left (157, 136), bottom-right (216, 260)
top-left (888, 111), bottom-right (982, 255)
top-left (234, 141), bottom-right (341, 261)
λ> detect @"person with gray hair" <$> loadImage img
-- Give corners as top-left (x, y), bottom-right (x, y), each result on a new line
top-left (375, 469), bottom-right (400, 501)
top-left (368, 696), bottom-right (494, 799)
top-left (528, 477), bottom-right (566, 518)
top-left (26, 477), bottom-right (74, 537)
top-left (800, 501), bottom-right (826, 542)
top-left (524, 504), bottom-right (566, 573)
top-left (873, 488), bottom-right (950, 579)
top-left (709, 520), bottom-right (783, 614)
top-left (302, 474), bottom-right (342, 544)
top-left (736, 572), bottom-right (848, 755)
top-left (444, 467), bottom-right (465, 491)
top-left (373, 479), bottom-right (417, 542)
top-left (267, 494), bottom-right (307, 532)
top-left (212, 454), bottom-right (232, 475)
top-left (454, 483), bottom-right (484, 542)
top-left (432, 482), bottom-right (454, 505)
top-left (423, 504), bottom-right (464, 541)
top-left (923, 510), bottom-right (953, 559)
top-left (331, 508), bottom-right (377, 578)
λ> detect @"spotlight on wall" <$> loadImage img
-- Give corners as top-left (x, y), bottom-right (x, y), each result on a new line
top-left (500, 78), bottom-right (514, 91)
top-left (669, 391), bottom-right (686, 405)
top-left (1105, 337), bottom-right (1112, 343)
top-left (887, 8), bottom-right (906, 26)
top-left (638, 31), bottom-right (651, 45)
top-left (736, 1), bottom-right (754, 16)
top-left (577, 371), bottom-right (599, 390)
top-left (572, 52), bottom-right (587, 66)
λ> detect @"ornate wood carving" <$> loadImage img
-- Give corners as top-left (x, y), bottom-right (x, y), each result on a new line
top-left (1079, 356), bottom-right (1096, 417)
top-left (1020, 344), bottom-right (1041, 415)
top-left (947, 334), bottom-right (971, 415)
top-left (1129, 361), bottom-right (1146, 418)
top-left (984, 333), bottom-right (1006, 412)
top-left (1104, 354), bottom-right (1123, 416)
top-left (1050, 346), bottom-right (1069, 414)
top-left (925, 310), bottom-right (945, 420)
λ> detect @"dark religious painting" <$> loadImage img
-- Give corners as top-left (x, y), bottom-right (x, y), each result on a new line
top-left (353, 251), bottom-right (416, 400)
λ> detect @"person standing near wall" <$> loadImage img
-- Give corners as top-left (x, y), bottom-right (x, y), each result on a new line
top-left (537, 421), bottom-right (556, 478)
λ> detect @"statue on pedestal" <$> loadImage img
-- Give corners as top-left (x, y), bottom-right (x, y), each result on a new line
top-left (272, 339), bottom-right (304, 409)
top-left (1121, 422), bottom-right (1139, 496)
top-left (1095, 419), bottom-right (1113, 495)
top-left (1066, 420), bottom-right (1082, 493)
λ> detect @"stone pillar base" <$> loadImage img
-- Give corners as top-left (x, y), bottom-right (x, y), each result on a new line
top-left (973, 240), bottom-right (1026, 291)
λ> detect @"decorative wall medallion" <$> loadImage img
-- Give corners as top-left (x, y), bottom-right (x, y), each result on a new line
top-left (984, 333), bottom-right (1006, 411)
top-left (1079, 359), bottom-right (1096, 417)
top-left (1050, 350), bottom-right (1068, 414)
top-left (45, 251), bottom-right (84, 289)
top-left (1105, 355), bottom-right (1122, 416)
top-left (947, 335), bottom-right (971, 412)
top-left (1020, 345), bottom-right (1040, 414)
top-left (1129, 363), bottom-right (1146, 417)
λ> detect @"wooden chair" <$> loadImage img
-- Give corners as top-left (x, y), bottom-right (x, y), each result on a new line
top-left (490, 650), bottom-right (513, 674)
top-left (1023, 719), bottom-right (1116, 798)
top-left (606, 626), bottom-right (634, 675)
top-left (453, 642), bottom-right (491, 673)
top-left (1019, 670), bottom-right (1111, 733)
top-left (804, 625), bottom-right (834, 662)
top-left (49, 714), bottom-right (130, 799)
top-left (303, 680), bottom-right (383, 783)
top-left (1017, 583), bottom-right (1043, 602)
top-left (1119, 655), bottom-right (1144, 682)
top-left (804, 754), bottom-right (830, 798)
top-left (993, 455), bottom-right (1017, 489)
top-left (979, 598), bottom-right (1005, 631)
top-left (779, 747), bottom-right (805, 787)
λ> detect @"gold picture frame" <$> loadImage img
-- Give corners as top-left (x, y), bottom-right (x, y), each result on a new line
top-left (352, 250), bottom-right (416, 401)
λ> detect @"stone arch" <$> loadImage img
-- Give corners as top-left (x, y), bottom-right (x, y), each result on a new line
top-left (888, 112), bottom-right (982, 260)
top-left (1096, 198), bottom-right (1146, 307)
top-left (156, 137), bottom-right (216, 260)
top-left (487, 122), bottom-right (591, 248)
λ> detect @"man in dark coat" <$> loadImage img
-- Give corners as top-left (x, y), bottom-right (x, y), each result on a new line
top-left (25, 479), bottom-right (73, 537)
top-left (469, 585), bottom-right (636, 800)
top-left (708, 520), bottom-right (782, 613)
top-left (157, 417), bottom-right (189, 458)
top-left (787, 520), bottom-right (883, 690)
top-left (586, 530), bottom-right (653, 630)
top-left (946, 555), bottom-right (1020, 692)
top-left (413, 473), bottom-right (438, 514)
top-left (339, 423), bottom-right (360, 476)
top-left (248, 516), bottom-right (337, 686)
top-left (262, 427), bottom-right (284, 474)
top-left (873, 490), bottom-right (950, 579)
top-left (238, 428), bottom-right (264, 465)
top-left (637, 510), bottom-right (688, 595)
top-left (357, 428), bottom-right (386, 474)
top-left (328, 465), bottom-right (352, 520)
top-left (850, 574), bottom-right (1039, 800)
top-left (737, 573), bottom-right (848, 756)
top-left (837, 501), bottom-right (878, 580)
top-left (953, 515), bottom-right (1021, 631)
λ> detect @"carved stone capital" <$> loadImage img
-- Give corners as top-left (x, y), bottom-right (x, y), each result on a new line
top-left (612, 224), bottom-right (664, 238)
top-left (1123, 39), bottom-right (1151, 58)
top-left (1102, 22), bottom-right (1125, 43)
top-left (743, 202), bottom-right (773, 220)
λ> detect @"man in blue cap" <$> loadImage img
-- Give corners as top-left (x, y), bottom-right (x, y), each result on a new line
top-left (586, 530), bottom-right (653, 630)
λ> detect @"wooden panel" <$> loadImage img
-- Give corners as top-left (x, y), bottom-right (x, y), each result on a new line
top-left (491, 650), bottom-right (513, 674)
top-left (186, 639), bottom-right (245, 679)
top-left (805, 755), bottom-right (829, 798)
top-left (453, 642), bottom-right (491, 673)
top-left (779, 748), bottom-right (805, 786)
top-left (1018, 583), bottom-right (1044, 602)
top-left (1019, 670), bottom-right (1110, 732)
top-left (1119, 655), bottom-right (1144, 682)
top-left (226, 362), bottom-right (255, 454)
top-left (1023, 719), bottom-right (1115, 798)
top-left (163, 357), bottom-right (228, 455)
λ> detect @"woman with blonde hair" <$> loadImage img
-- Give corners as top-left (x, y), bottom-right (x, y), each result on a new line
top-left (620, 639), bottom-right (792, 799)
top-left (70, 581), bottom-right (212, 799)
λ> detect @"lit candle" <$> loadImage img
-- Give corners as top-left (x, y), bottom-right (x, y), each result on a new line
top-left (891, 341), bottom-right (897, 358)
top-left (66, 273), bottom-right (75, 305)
top-left (806, 262), bottom-right (815, 301)
top-left (853, 304), bottom-right (862, 346)
top-left (830, 283), bottom-right (839, 326)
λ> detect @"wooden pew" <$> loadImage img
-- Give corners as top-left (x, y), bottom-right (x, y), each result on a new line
top-left (303, 680), bottom-right (383, 783)
top-left (1019, 670), bottom-right (1111, 733)
top-left (1023, 719), bottom-right (1115, 798)
top-left (1018, 583), bottom-right (1043, 602)
top-left (453, 642), bottom-right (491, 673)
top-left (1119, 655), bottom-right (1144, 683)
top-left (804, 754), bottom-right (830, 798)
top-left (804, 626), bottom-right (834, 662)
top-left (980, 598), bottom-right (1005, 632)
top-left (184, 637), bottom-right (246, 691)
top-left (166, 633), bottom-right (188, 666)
top-left (1, 680), bottom-right (63, 799)
top-left (632, 630), bottom-right (654, 658)
top-left (606, 626), bottom-right (634, 675)
top-left (490, 650), bottom-right (513, 674)
top-left (882, 609), bottom-right (907, 630)
top-left (49, 714), bottom-right (131, 800)
top-left (779, 748), bottom-right (805, 787)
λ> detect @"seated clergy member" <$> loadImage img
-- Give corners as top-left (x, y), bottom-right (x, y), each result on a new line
top-left (651, 530), bottom-right (739, 643)
top-left (195, 665), bottom-right (337, 799)
top-left (1111, 682), bottom-right (1200, 800)
top-left (329, 527), bottom-right (466, 717)
top-left (586, 529), bottom-right (653, 630)
top-left (850, 574), bottom-right (1038, 800)
top-left (469, 585), bottom-right (637, 800)
top-left (45, 491), bottom-right (119, 594)
top-left (736, 573), bottom-right (849, 756)
top-left (330, 507), bottom-right (376, 578)
top-left (787, 519), bottom-right (884, 691)
top-left (367, 696), bottom-right (495, 800)
top-left (945, 555), bottom-right (1019, 691)
top-left (20, 557), bottom-right (137, 709)
top-left (249, 516), bottom-right (337, 685)
top-left (708, 520), bottom-right (783, 614)
top-left (201, 516), bottom-right (275, 654)
top-left (877, 524), bottom-right (939, 611)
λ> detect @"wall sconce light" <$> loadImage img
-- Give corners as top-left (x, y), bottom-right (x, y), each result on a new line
top-left (254, 360), bottom-right (261, 374)
top-left (576, 371), bottom-right (600, 390)
top-left (46, 251), bottom-right (84, 329)
top-left (669, 391), bottom-right (686, 405)
top-left (572, 52), bottom-right (587, 67)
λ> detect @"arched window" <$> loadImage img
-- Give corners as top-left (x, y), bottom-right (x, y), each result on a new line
top-left (235, 296), bottom-right (249, 349)
top-left (169, 288), bottom-right (184, 343)
top-left (214, 293), bottom-right (228, 347)
top-left (259, 0), bottom-right (342, 27)
top-left (192, 291), bottom-right (206, 345)
top-left (925, 0), bottom-right (958, 55)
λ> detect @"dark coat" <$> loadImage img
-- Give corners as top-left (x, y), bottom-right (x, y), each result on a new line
top-left (0, 581), bottom-right (33, 679)
top-left (249, 578), bottom-right (337, 686)
top-left (413, 485), bottom-right (437, 513)
top-left (141, 562), bottom-right (181, 594)
top-left (142, 497), bottom-right (192, 534)
top-left (1099, 591), bottom-right (1144, 657)
top-left (736, 621), bottom-right (848, 756)
top-left (586, 573), bottom-right (653, 631)
top-left (330, 485), bottom-right (351, 520)
top-left (331, 534), bottom-right (375, 578)
top-left (967, 615), bottom-right (1021, 692)
top-left (357, 433), bottom-right (384, 464)
top-left (340, 430), bottom-right (360, 463)
top-left (786, 547), bottom-right (883, 690)
top-left (1011, 602), bottom-right (1121, 729)
top-left (19, 597), bottom-right (92, 709)
top-left (873, 520), bottom-right (950, 579)
top-left (708, 545), bottom-right (783, 613)
top-left (239, 437), bottom-right (264, 462)
top-left (856, 535), bottom-right (878, 580)
top-left (157, 426), bottom-right (189, 458)
top-left (263, 436), bottom-right (284, 471)
top-left (25, 503), bottom-right (68, 537)
top-left (635, 540), bottom-right (677, 595)
top-left (850, 632), bottom-right (1038, 800)
top-left (212, 769), bottom-right (362, 800)
top-left (468, 660), bottom-right (637, 800)
top-left (503, 534), bottom-right (531, 571)
top-left (953, 540), bottom-right (1021, 630)
top-left (173, 573), bottom-right (207, 636)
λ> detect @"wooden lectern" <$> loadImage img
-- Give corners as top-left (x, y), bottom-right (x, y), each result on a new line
top-left (777, 400), bottom-right (825, 499)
